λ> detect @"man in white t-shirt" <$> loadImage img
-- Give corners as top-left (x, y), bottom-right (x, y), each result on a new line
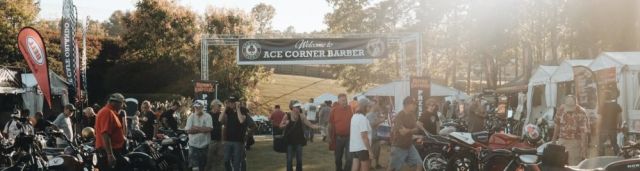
top-left (185, 101), bottom-right (213, 170)
top-left (350, 98), bottom-right (373, 171)
top-left (304, 98), bottom-right (318, 142)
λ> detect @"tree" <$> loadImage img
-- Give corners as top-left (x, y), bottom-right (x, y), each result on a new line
top-left (102, 0), bottom-right (200, 95)
top-left (102, 10), bottom-right (130, 37)
top-left (0, 0), bottom-right (39, 68)
top-left (204, 7), bottom-right (272, 113)
top-left (251, 3), bottom-right (276, 34)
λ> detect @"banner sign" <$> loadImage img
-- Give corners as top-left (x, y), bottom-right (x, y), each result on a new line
top-left (61, 0), bottom-right (77, 102)
top-left (17, 27), bottom-right (53, 108)
top-left (194, 81), bottom-right (216, 104)
top-left (195, 82), bottom-right (215, 93)
top-left (81, 17), bottom-right (88, 102)
top-left (410, 77), bottom-right (431, 117)
top-left (237, 38), bottom-right (387, 65)
top-left (573, 66), bottom-right (598, 110)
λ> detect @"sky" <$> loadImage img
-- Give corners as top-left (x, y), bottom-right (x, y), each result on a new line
top-left (38, 0), bottom-right (332, 33)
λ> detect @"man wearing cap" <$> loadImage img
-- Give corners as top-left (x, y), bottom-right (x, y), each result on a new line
top-left (185, 101), bottom-right (213, 170)
top-left (220, 96), bottom-right (248, 171)
top-left (95, 93), bottom-right (127, 171)
top-left (53, 104), bottom-right (76, 148)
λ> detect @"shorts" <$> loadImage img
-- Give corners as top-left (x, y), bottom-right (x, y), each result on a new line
top-left (351, 150), bottom-right (370, 161)
top-left (189, 146), bottom-right (209, 168)
top-left (389, 145), bottom-right (421, 170)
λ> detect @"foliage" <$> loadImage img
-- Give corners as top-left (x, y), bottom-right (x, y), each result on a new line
top-left (0, 0), bottom-right (39, 68)
top-left (324, 0), bottom-right (640, 93)
top-left (100, 0), bottom-right (200, 98)
top-left (203, 7), bottom-right (273, 111)
top-left (251, 3), bottom-right (276, 34)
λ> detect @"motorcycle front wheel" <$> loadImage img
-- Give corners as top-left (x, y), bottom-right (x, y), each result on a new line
top-left (446, 153), bottom-right (478, 171)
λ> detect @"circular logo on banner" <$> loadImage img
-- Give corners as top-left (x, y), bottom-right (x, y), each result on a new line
top-left (26, 36), bottom-right (45, 65)
top-left (366, 38), bottom-right (385, 58)
top-left (242, 41), bottom-right (262, 60)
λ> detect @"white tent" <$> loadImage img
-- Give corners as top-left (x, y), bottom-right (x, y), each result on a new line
top-left (589, 52), bottom-right (640, 129)
top-left (21, 72), bottom-right (69, 116)
top-left (549, 60), bottom-right (592, 107)
top-left (314, 93), bottom-right (338, 104)
top-left (550, 60), bottom-right (593, 83)
top-left (525, 65), bottom-right (558, 125)
top-left (364, 80), bottom-right (468, 112)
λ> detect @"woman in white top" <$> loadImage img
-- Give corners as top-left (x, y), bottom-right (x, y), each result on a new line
top-left (350, 98), bottom-right (373, 171)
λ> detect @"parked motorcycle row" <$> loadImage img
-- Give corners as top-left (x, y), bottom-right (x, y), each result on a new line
top-left (414, 105), bottom-right (640, 171)
top-left (0, 117), bottom-right (190, 171)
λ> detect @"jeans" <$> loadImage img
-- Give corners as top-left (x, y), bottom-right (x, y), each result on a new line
top-left (190, 146), bottom-right (209, 170)
top-left (334, 135), bottom-right (352, 171)
top-left (598, 130), bottom-right (620, 156)
top-left (206, 141), bottom-right (224, 171)
top-left (286, 144), bottom-right (303, 171)
top-left (389, 145), bottom-right (421, 171)
top-left (224, 141), bottom-right (245, 171)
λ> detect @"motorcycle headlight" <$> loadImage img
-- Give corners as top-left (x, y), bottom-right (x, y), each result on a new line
top-left (179, 134), bottom-right (188, 142)
top-left (48, 157), bottom-right (64, 167)
top-left (92, 154), bottom-right (98, 166)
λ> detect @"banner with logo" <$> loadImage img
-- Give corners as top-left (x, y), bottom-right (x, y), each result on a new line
top-left (61, 0), bottom-right (77, 102)
top-left (17, 27), bottom-right (53, 108)
top-left (410, 77), bottom-right (431, 117)
top-left (237, 38), bottom-right (387, 65)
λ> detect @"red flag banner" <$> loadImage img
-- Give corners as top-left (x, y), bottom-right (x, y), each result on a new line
top-left (17, 27), bottom-right (53, 108)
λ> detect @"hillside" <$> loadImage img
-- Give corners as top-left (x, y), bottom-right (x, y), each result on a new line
top-left (254, 74), bottom-right (351, 114)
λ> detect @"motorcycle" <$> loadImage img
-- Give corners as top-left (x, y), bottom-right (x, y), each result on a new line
top-left (506, 141), bottom-right (640, 171)
top-left (128, 128), bottom-right (185, 171)
top-left (445, 124), bottom-right (541, 171)
top-left (2, 117), bottom-right (48, 171)
top-left (438, 119), bottom-right (468, 136)
top-left (2, 133), bottom-right (48, 171)
top-left (415, 130), bottom-right (453, 171)
top-left (46, 128), bottom-right (89, 171)
top-left (0, 139), bottom-right (15, 169)
top-left (154, 129), bottom-right (189, 171)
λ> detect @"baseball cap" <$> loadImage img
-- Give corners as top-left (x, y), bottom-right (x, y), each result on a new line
top-left (292, 102), bottom-right (303, 108)
top-left (108, 93), bottom-right (125, 103)
top-left (193, 101), bottom-right (204, 107)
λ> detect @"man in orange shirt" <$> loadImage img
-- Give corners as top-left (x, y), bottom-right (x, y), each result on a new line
top-left (330, 93), bottom-right (354, 171)
top-left (95, 93), bottom-right (127, 171)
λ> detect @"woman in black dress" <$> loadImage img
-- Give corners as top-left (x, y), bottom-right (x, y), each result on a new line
top-left (280, 102), bottom-right (320, 171)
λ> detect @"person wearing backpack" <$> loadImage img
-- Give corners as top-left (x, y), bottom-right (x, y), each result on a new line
top-left (281, 101), bottom-right (320, 171)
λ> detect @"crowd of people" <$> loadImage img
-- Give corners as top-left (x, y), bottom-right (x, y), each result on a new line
top-left (267, 94), bottom-right (426, 171)
top-left (0, 87), bottom-right (625, 170)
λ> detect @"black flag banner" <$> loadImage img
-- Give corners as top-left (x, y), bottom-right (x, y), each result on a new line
top-left (61, 0), bottom-right (77, 101)
top-left (237, 38), bottom-right (387, 65)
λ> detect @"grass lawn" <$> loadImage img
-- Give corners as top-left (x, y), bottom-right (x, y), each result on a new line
top-left (247, 135), bottom-right (420, 171)
top-left (255, 74), bottom-right (353, 114)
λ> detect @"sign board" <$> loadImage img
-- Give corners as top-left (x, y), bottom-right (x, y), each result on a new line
top-left (194, 81), bottom-right (215, 109)
top-left (195, 82), bottom-right (215, 93)
top-left (410, 77), bottom-right (431, 117)
top-left (237, 38), bottom-right (387, 65)
top-left (573, 66), bottom-right (598, 110)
